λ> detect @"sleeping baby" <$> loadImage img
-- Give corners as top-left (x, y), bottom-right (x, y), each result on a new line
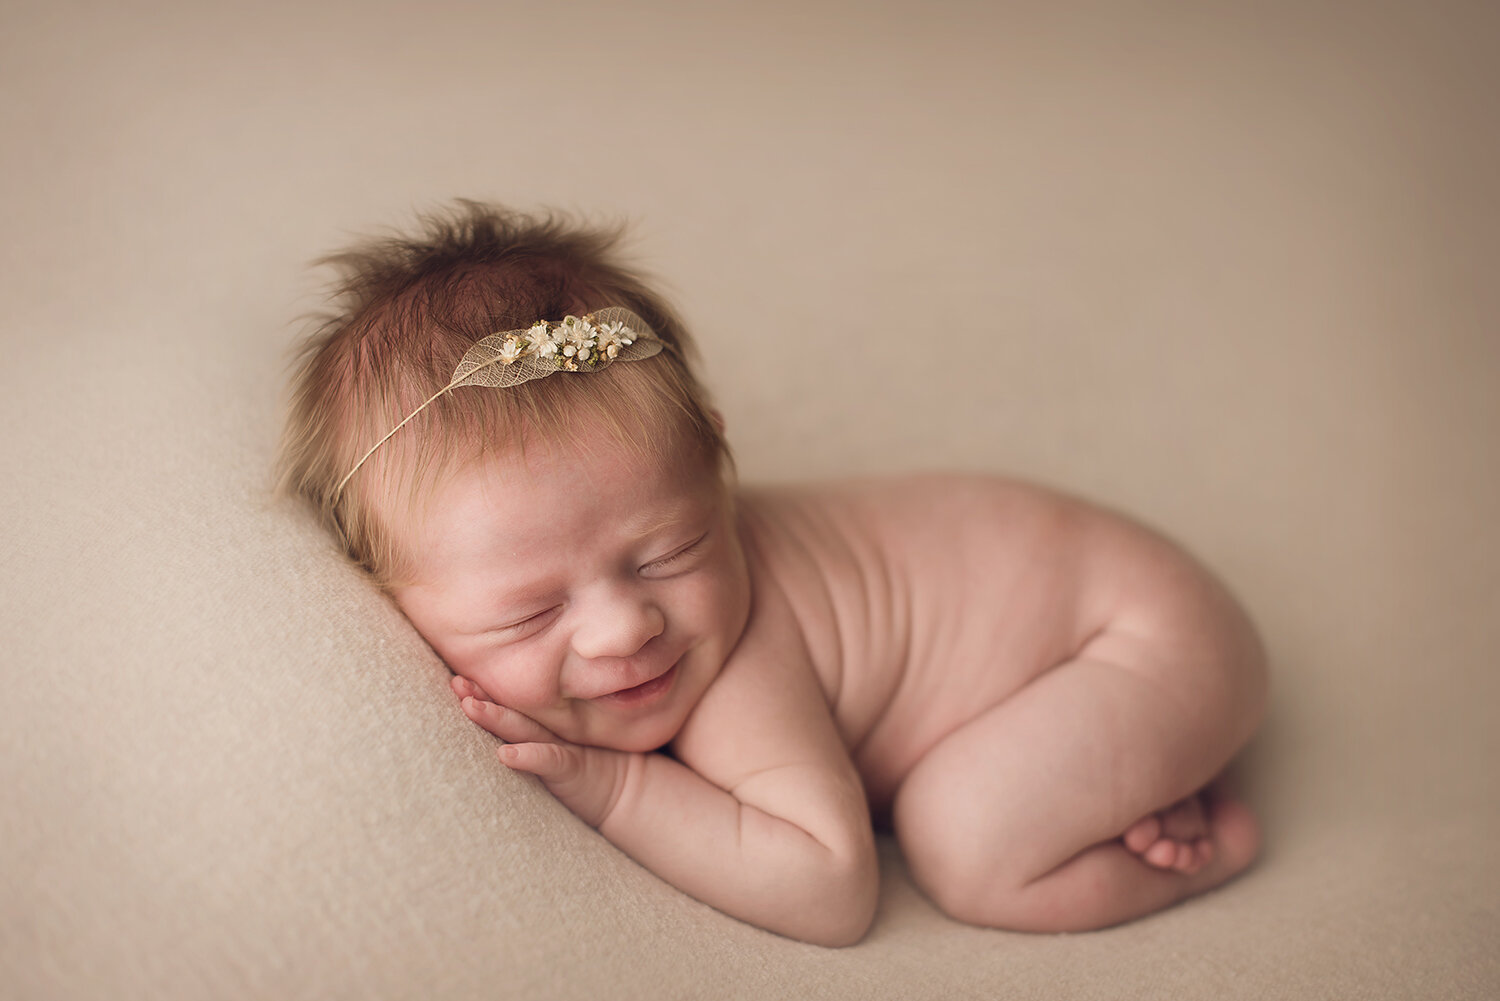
top-left (278, 202), bottom-right (1268, 946)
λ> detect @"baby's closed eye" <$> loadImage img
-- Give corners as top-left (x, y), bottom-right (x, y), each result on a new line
top-left (639, 531), bottom-right (709, 577)
top-left (490, 605), bottom-right (562, 639)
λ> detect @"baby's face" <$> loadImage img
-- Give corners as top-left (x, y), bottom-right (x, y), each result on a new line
top-left (389, 435), bottom-right (750, 753)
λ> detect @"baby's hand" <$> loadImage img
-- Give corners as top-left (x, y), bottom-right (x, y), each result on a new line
top-left (449, 675), bottom-right (632, 828)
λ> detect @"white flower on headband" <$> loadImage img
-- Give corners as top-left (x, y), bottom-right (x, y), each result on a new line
top-left (497, 313), bottom-right (640, 371)
top-left (498, 336), bottom-right (525, 364)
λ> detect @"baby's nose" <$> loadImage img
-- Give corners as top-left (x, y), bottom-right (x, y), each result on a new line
top-left (569, 590), bottom-right (665, 661)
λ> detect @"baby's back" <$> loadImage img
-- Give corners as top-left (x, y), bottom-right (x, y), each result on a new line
top-left (737, 474), bottom-right (1215, 810)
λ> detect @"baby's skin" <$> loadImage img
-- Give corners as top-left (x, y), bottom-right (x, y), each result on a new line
top-left (391, 433), bottom-right (1268, 946)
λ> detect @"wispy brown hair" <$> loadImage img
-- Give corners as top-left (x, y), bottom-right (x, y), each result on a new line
top-left (276, 201), bottom-right (728, 588)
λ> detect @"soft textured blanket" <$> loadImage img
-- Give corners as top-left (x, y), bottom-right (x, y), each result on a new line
top-left (3, 2), bottom-right (1496, 998)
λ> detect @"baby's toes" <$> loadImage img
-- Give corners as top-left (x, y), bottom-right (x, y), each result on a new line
top-left (1170, 837), bottom-right (1216, 875)
top-left (1123, 815), bottom-right (1162, 854)
top-left (1143, 838), bottom-right (1182, 869)
top-left (1160, 794), bottom-right (1209, 843)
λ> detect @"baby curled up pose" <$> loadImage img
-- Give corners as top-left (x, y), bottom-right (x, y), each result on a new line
top-left (279, 203), bottom-right (1268, 946)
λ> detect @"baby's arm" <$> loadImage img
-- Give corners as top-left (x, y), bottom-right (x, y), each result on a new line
top-left (456, 589), bottom-right (878, 947)
top-left (618, 626), bottom-right (878, 947)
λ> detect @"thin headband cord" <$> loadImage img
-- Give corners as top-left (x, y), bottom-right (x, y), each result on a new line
top-left (332, 307), bottom-right (663, 502)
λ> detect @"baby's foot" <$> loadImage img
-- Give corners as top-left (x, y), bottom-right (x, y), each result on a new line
top-left (1122, 792), bottom-right (1217, 874)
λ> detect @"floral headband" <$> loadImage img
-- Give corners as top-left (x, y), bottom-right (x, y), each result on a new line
top-left (333, 307), bottom-right (662, 500)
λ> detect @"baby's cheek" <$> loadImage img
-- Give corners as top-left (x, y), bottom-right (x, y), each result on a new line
top-left (468, 653), bottom-right (556, 710)
top-left (702, 565), bottom-right (751, 642)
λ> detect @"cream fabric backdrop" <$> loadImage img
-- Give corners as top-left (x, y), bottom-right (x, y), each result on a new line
top-left (2, 1), bottom-right (1496, 998)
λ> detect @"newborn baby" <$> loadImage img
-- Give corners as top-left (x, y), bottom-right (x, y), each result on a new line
top-left (279, 202), bottom-right (1268, 946)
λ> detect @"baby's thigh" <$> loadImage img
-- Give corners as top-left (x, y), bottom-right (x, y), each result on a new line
top-left (893, 596), bottom-right (1267, 893)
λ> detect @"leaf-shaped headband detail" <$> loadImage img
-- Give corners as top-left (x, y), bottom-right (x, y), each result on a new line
top-left (333, 307), bottom-right (664, 500)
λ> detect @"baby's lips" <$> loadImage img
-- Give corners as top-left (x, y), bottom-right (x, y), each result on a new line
top-left (592, 660), bottom-right (682, 702)
top-left (605, 660), bottom-right (674, 697)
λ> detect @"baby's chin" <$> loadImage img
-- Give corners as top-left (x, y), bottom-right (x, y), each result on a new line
top-left (560, 696), bottom-right (695, 754)
top-left (569, 713), bottom-right (685, 755)
top-left (601, 732), bottom-right (677, 754)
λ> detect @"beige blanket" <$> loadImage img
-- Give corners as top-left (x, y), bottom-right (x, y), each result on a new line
top-left (3, 1), bottom-right (1496, 997)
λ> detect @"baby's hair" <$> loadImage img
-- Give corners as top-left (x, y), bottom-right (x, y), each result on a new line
top-left (276, 200), bottom-right (729, 588)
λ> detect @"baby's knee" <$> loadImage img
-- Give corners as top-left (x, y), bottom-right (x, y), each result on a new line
top-left (897, 831), bottom-right (1082, 933)
top-left (915, 869), bottom-right (1000, 928)
top-left (894, 800), bottom-right (1030, 927)
top-left (899, 828), bottom-right (999, 927)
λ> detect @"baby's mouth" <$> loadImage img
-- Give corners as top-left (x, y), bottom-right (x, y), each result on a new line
top-left (596, 663), bottom-right (678, 707)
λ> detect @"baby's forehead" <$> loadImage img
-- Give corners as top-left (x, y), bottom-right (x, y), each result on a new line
top-left (388, 432), bottom-right (727, 587)
top-left (411, 429), bottom-right (720, 526)
top-left (478, 426), bottom-right (715, 488)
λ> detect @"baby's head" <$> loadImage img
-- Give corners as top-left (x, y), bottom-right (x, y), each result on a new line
top-left (279, 202), bottom-right (750, 750)
top-left (279, 201), bottom-right (728, 586)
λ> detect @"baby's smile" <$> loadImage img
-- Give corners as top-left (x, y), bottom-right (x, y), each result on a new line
top-left (387, 431), bottom-right (752, 753)
top-left (595, 661), bottom-right (680, 706)
top-left (568, 632), bottom-right (684, 702)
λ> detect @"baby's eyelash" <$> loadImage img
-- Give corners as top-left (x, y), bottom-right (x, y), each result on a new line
top-left (644, 532), bottom-right (708, 572)
top-left (493, 606), bottom-right (558, 635)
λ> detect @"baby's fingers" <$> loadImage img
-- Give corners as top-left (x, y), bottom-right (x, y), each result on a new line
top-left (450, 675), bottom-right (497, 704)
top-left (461, 697), bottom-right (555, 744)
top-left (497, 741), bottom-right (579, 782)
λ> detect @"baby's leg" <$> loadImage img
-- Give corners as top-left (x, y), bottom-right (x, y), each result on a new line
top-left (893, 631), bottom-right (1266, 933)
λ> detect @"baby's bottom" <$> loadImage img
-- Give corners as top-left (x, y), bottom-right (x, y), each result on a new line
top-left (892, 628), bottom-right (1267, 933)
